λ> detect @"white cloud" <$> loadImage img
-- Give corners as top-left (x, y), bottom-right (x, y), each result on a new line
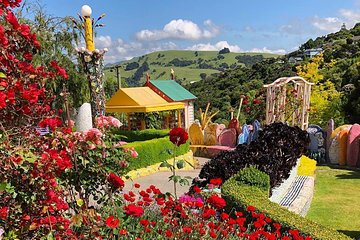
top-left (311, 8), bottom-right (360, 33)
top-left (248, 47), bottom-right (286, 55)
top-left (136, 19), bottom-right (220, 41)
top-left (187, 41), bottom-right (242, 52)
top-left (311, 16), bottom-right (342, 32)
top-left (93, 35), bottom-right (178, 63)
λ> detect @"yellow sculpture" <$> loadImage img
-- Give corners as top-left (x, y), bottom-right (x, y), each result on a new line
top-left (81, 5), bottom-right (95, 51)
top-left (199, 103), bottom-right (219, 130)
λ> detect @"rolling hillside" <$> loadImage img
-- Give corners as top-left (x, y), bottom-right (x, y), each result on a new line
top-left (104, 50), bottom-right (280, 87)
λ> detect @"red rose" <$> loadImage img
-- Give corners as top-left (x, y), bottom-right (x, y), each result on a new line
top-left (165, 229), bottom-right (172, 237)
top-left (209, 178), bottom-right (222, 186)
top-left (207, 195), bottom-right (226, 209)
top-left (107, 173), bottom-right (124, 190)
top-left (105, 216), bottom-right (119, 228)
top-left (119, 229), bottom-right (127, 235)
top-left (193, 185), bottom-right (201, 193)
top-left (169, 128), bottom-right (188, 146)
top-left (246, 205), bottom-right (255, 212)
top-left (0, 207), bottom-right (9, 220)
top-left (124, 204), bottom-right (144, 217)
top-left (140, 219), bottom-right (149, 227)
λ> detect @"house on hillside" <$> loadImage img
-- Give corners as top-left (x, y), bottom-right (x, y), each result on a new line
top-left (288, 56), bottom-right (303, 63)
top-left (145, 78), bottom-right (197, 130)
top-left (351, 35), bottom-right (360, 43)
top-left (303, 48), bottom-right (323, 58)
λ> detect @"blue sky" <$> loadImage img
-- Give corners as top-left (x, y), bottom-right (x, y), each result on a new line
top-left (35, 0), bottom-right (360, 63)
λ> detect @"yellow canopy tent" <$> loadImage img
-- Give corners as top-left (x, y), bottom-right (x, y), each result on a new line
top-left (106, 87), bottom-right (184, 113)
top-left (105, 87), bottom-right (184, 129)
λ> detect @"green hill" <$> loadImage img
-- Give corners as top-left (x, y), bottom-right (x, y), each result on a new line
top-left (104, 50), bottom-right (279, 89)
top-left (186, 23), bottom-right (360, 125)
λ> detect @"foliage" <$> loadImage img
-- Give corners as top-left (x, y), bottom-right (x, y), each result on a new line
top-left (219, 47), bottom-right (230, 54)
top-left (18, 1), bottom-right (88, 110)
top-left (296, 54), bottom-right (344, 127)
top-left (125, 62), bottom-right (139, 71)
top-left (194, 123), bottom-right (309, 192)
top-left (121, 136), bottom-right (190, 171)
top-left (222, 175), bottom-right (351, 240)
top-left (168, 58), bottom-right (194, 67)
top-left (235, 54), bottom-right (264, 67)
top-left (111, 129), bottom-right (169, 142)
top-left (235, 166), bottom-right (270, 194)
top-left (297, 155), bottom-right (317, 176)
top-left (126, 61), bottom-right (149, 86)
top-left (188, 58), bottom-right (294, 122)
top-left (188, 23), bottom-right (360, 124)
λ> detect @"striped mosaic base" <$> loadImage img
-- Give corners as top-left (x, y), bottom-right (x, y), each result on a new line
top-left (279, 176), bottom-right (308, 207)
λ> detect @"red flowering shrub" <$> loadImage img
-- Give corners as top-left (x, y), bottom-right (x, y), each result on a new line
top-left (107, 173), bottom-right (125, 190)
top-left (124, 204), bottom-right (144, 217)
top-left (105, 216), bottom-right (120, 228)
top-left (169, 127), bottom-right (188, 146)
top-left (207, 194), bottom-right (227, 209)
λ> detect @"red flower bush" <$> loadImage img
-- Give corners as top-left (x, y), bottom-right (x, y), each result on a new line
top-left (169, 127), bottom-right (188, 146)
top-left (105, 216), bottom-right (120, 228)
top-left (107, 173), bottom-right (125, 190)
top-left (124, 204), bottom-right (144, 217)
top-left (207, 194), bottom-right (227, 209)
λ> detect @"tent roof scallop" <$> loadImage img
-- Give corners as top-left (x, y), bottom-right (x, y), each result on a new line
top-left (105, 87), bottom-right (184, 113)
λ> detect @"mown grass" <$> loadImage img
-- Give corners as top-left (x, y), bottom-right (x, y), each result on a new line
top-left (306, 165), bottom-right (360, 238)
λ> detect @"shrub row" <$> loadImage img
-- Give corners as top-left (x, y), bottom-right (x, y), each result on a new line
top-left (122, 137), bottom-right (190, 171)
top-left (222, 170), bottom-right (351, 240)
top-left (235, 166), bottom-right (270, 194)
top-left (112, 129), bottom-right (169, 142)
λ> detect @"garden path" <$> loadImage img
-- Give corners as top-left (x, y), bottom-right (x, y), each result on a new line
top-left (124, 157), bottom-right (209, 196)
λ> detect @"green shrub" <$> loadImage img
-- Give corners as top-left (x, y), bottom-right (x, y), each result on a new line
top-left (235, 166), bottom-right (270, 194)
top-left (222, 174), bottom-right (351, 240)
top-left (122, 137), bottom-right (190, 171)
top-left (112, 129), bottom-right (169, 142)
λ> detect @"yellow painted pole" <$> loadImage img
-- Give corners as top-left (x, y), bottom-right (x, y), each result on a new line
top-left (84, 17), bottom-right (95, 51)
top-left (177, 110), bottom-right (182, 127)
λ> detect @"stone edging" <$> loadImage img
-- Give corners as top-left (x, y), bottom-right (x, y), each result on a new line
top-left (125, 151), bottom-right (197, 180)
top-left (269, 158), bottom-right (316, 217)
top-left (287, 176), bottom-right (314, 216)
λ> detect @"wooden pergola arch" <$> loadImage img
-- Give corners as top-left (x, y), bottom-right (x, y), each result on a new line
top-left (263, 76), bottom-right (314, 130)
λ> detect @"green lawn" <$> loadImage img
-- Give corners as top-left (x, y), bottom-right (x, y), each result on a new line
top-left (306, 166), bottom-right (360, 238)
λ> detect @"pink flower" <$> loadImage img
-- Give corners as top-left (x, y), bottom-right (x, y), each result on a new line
top-left (84, 128), bottom-right (102, 145)
top-left (108, 116), bottom-right (121, 128)
top-left (95, 115), bottom-right (109, 128)
top-left (130, 150), bottom-right (138, 158)
top-left (95, 116), bottom-right (122, 128)
top-left (73, 132), bottom-right (84, 141)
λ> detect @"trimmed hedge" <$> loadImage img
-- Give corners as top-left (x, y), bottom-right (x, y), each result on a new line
top-left (122, 136), bottom-right (190, 171)
top-left (112, 129), bottom-right (170, 142)
top-left (235, 166), bottom-right (270, 194)
top-left (222, 172), bottom-right (351, 240)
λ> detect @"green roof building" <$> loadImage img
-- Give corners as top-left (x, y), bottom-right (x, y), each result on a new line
top-left (145, 79), bottom-right (197, 129)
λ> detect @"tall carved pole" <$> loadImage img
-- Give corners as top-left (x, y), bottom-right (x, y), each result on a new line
top-left (77, 5), bottom-right (107, 124)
